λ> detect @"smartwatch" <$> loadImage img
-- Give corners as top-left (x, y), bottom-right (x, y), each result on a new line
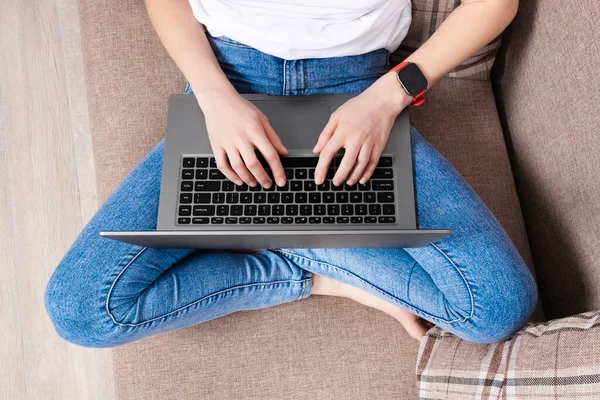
top-left (391, 62), bottom-right (428, 106)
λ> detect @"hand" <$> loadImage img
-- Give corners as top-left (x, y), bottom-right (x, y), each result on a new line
top-left (199, 90), bottom-right (288, 188)
top-left (313, 72), bottom-right (412, 186)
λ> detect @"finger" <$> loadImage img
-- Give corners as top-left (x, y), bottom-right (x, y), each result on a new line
top-left (359, 146), bottom-right (382, 185)
top-left (399, 317), bottom-right (429, 341)
top-left (227, 148), bottom-right (257, 186)
top-left (254, 136), bottom-right (286, 187)
top-left (239, 144), bottom-right (272, 188)
top-left (346, 145), bottom-right (372, 185)
top-left (314, 136), bottom-right (343, 185)
top-left (261, 116), bottom-right (288, 156)
top-left (214, 148), bottom-right (243, 185)
top-left (313, 114), bottom-right (338, 154)
top-left (332, 144), bottom-right (360, 186)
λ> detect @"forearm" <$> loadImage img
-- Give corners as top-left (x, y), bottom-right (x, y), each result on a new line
top-left (405, 0), bottom-right (519, 87)
top-left (144, 0), bottom-right (236, 106)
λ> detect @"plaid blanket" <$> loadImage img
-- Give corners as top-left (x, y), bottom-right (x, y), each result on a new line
top-left (391, 0), bottom-right (501, 80)
top-left (416, 311), bottom-right (600, 399)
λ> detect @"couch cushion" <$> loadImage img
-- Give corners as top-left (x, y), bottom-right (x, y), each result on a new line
top-left (78, 0), bottom-right (540, 399)
top-left (494, 0), bottom-right (600, 319)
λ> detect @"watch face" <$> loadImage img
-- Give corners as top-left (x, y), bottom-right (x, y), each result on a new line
top-left (398, 63), bottom-right (428, 96)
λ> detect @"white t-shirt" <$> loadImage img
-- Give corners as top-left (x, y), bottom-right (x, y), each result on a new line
top-left (189, 0), bottom-right (412, 60)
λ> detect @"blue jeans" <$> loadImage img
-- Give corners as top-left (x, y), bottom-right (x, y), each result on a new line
top-left (45, 35), bottom-right (537, 347)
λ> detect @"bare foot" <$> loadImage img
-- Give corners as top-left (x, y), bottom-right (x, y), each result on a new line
top-left (311, 274), bottom-right (431, 341)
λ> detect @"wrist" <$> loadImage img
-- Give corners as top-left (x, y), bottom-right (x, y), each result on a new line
top-left (375, 71), bottom-right (413, 115)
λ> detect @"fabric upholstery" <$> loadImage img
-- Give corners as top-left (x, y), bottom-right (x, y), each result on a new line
top-left (494, 0), bottom-right (600, 319)
top-left (78, 0), bottom-right (539, 398)
top-left (417, 310), bottom-right (600, 399)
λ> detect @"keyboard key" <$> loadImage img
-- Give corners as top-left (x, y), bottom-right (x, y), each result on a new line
top-left (250, 184), bottom-right (262, 192)
top-left (258, 205), bottom-right (270, 216)
top-left (309, 217), bottom-right (321, 224)
top-left (350, 193), bottom-right (362, 203)
top-left (195, 181), bottom-right (220, 191)
top-left (355, 204), bottom-right (367, 215)
top-left (369, 204), bottom-right (382, 215)
top-left (263, 184), bottom-right (275, 192)
top-left (364, 192), bottom-right (376, 203)
top-left (226, 193), bottom-right (239, 203)
top-left (225, 217), bottom-right (238, 224)
top-left (295, 193), bottom-right (307, 203)
top-left (331, 182), bottom-right (343, 191)
top-left (239, 217), bottom-right (252, 224)
top-left (304, 181), bottom-right (316, 191)
top-left (358, 181), bottom-right (371, 191)
top-left (328, 204), bottom-right (340, 215)
top-left (308, 169), bottom-right (315, 179)
top-left (323, 193), bottom-right (335, 203)
top-left (377, 192), bottom-right (395, 203)
top-left (253, 217), bottom-right (266, 224)
top-left (281, 217), bottom-right (293, 224)
top-left (383, 204), bottom-right (396, 215)
top-left (240, 193), bottom-right (252, 203)
top-left (179, 205), bottom-right (192, 216)
top-left (268, 193), bottom-right (280, 203)
top-left (254, 193), bottom-right (266, 203)
top-left (181, 181), bottom-right (193, 192)
top-left (286, 205), bottom-right (298, 216)
top-left (351, 217), bottom-right (363, 224)
top-left (195, 169), bottom-right (208, 180)
top-left (378, 216), bottom-right (396, 223)
top-left (276, 182), bottom-right (290, 192)
top-left (273, 205), bottom-right (284, 216)
top-left (336, 193), bottom-right (349, 203)
top-left (178, 217), bottom-right (191, 224)
top-left (314, 204), bottom-right (326, 215)
top-left (365, 216), bottom-right (377, 224)
top-left (267, 217), bottom-right (280, 224)
top-left (193, 205), bottom-right (215, 216)
top-left (337, 217), bottom-right (349, 224)
top-left (345, 183), bottom-right (357, 191)
top-left (211, 217), bottom-right (224, 224)
top-left (377, 157), bottom-right (392, 167)
top-left (192, 217), bottom-right (209, 224)
top-left (342, 205), bottom-right (353, 215)
top-left (222, 181), bottom-right (234, 191)
top-left (317, 181), bottom-right (330, 191)
top-left (309, 193), bottom-right (321, 203)
top-left (231, 205), bottom-right (243, 216)
top-left (323, 217), bottom-right (335, 224)
top-left (373, 168), bottom-right (393, 179)
top-left (284, 169), bottom-right (294, 180)
top-left (291, 181), bottom-right (303, 191)
top-left (372, 180), bottom-right (394, 191)
top-left (295, 217), bottom-right (308, 224)
top-left (282, 193), bottom-right (294, 203)
top-left (194, 193), bottom-right (210, 204)
top-left (235, 183), bottom-right (248, 191)
top-left (181, 169), bottom-right (194, 180)
top-left (280, 157), bottom-right (319, 168)
top-left (217, 205), bottom-right (229, 216)
top-left (212, 193), bottom-right (225, 204)
top-left (209, 158), bottom-right (217, 168)
top-left (300, 205), bottom-right (312, 215)
top-left (180, 193), bottom-right (192, 203)
top-left (244, 205), bottom-right (257, 216)
top-left (295, 169), bottom-right (307, 180)
top-left (196, 157), bottom-right (208, 168)
top-left (182, 157), bottom-right (195, 168)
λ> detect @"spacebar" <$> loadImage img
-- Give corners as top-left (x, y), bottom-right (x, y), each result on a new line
top-left (280, 157), bottom-right (319, 168)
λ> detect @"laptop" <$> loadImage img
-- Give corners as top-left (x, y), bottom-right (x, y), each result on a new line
top-left (101, 94), bottom-right (450, 249)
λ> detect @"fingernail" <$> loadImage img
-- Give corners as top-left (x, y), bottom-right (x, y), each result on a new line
top-left (263, 182), bottom-right (272, 189)
top-left (347, 180), bottom-right (355, 185)
top-left (277, 178), bottom-right (285, 187)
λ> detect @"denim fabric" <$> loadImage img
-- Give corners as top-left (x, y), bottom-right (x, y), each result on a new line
top-left (45, 35), bottom-right (537, 348)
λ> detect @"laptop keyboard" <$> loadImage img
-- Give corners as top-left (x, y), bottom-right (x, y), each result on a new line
top-left (176, 155), bottom-right (397, 226)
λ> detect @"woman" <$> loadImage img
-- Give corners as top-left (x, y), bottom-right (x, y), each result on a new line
top-left (45, 0), bottom-right (537, 347)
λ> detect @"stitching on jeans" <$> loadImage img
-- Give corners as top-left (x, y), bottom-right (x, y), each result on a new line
top-left (405, 261), bottom-right (418, 302)
top-left (107, 256), bottom-right (310, 327)
top-left (430, 242), bottom-right (475, 322)
top-left (274, 248), bottom-right (473, 325)
top-left (210, 35), bottom-right (252, 49)
top-left (282, 59), bottom-right (287, 95)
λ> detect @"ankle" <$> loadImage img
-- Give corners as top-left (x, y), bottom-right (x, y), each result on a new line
top-left (311, 274), bottom-right (342, 297)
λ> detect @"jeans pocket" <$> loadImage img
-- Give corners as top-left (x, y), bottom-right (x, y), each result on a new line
top-left (209, 34), bottom-right (252, 49)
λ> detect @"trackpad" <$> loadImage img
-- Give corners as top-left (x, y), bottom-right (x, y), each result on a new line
top-left (252, 100), bottom-right (331, 148)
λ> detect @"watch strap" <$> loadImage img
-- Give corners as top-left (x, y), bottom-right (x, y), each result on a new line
top-left (391, 62), bottom-right (427, 107)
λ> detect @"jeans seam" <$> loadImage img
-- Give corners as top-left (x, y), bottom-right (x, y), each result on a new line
top-left (275, 248), bottom-right (473, 325)
top-left (106, 252), bottom-right (310, 327)
top-left (282, 59), bottom-right (287, 95)
top-left (210, 35), bottom-right (252, 49)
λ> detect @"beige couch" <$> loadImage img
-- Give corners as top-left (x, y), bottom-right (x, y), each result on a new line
top-left (76, 0), bottom-right (599, 398)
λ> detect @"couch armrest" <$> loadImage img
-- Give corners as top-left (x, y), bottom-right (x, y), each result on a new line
top-left (417, 311), bottom-right (600, 399)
